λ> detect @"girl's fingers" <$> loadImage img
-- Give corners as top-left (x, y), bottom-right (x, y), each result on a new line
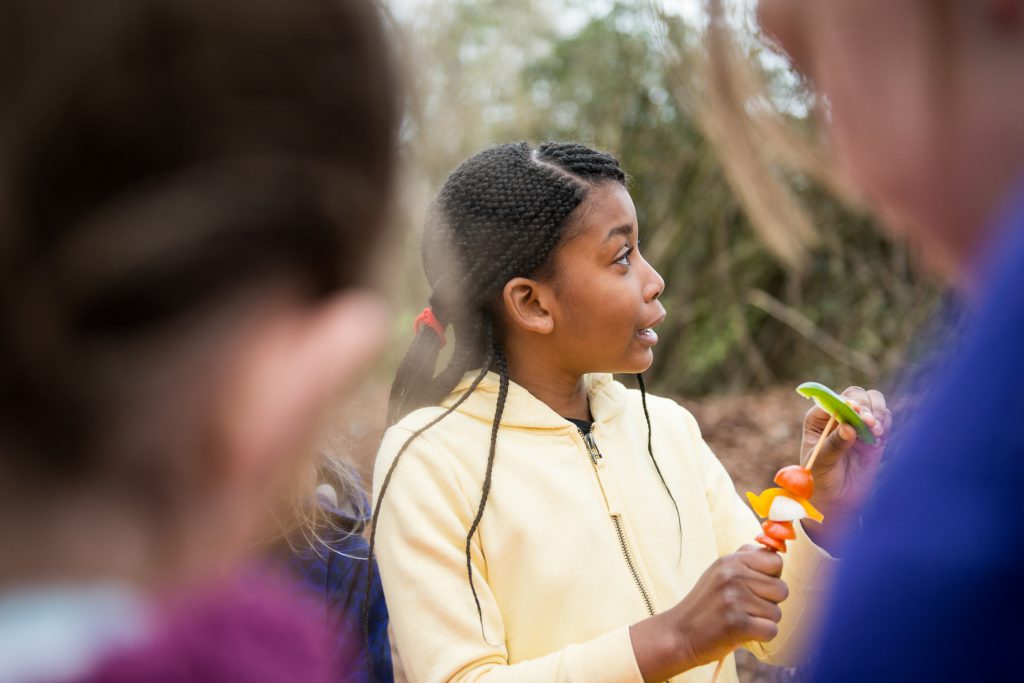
top-left (840, 386), bottom-right (870, 407)
top-left (851, 404), bottom-right (876, 426)
top-left (866, 389), bottom-right (887, 416)
top-left (738, 546), bottom-right (784, 577)
top-left (805, 405), bottom-right (831, 429)
top-left (746, 572), bottom-right (790, 604)
top-left (843, 387), bottom-right (889, 440)
top-left (806, 387), bottom-right (890, 446)
top-left (807, 419), bottom-right (856, 470)
top-left (745, 616), bottom-right (781, 642)
top-left (745, 593), bottom-right (784, 622)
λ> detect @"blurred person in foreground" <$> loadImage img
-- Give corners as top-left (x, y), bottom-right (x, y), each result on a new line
top-left (0, 0), bottom-right (399, 681)
top-left (743, 0), bottom-right (1024, 680)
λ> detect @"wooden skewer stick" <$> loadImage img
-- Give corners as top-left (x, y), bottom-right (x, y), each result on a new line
top-left (711, 415), bottom-right (842, 682)
top-left (711, 416), bottom-right (839, 682)
top-left (804, 414), bottom-right (837, 471)
top-left (709, 655), bottom-right (726, 683)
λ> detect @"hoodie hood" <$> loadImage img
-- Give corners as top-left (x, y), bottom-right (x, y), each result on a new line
top-left (441, 370), bottom-right (629, 430)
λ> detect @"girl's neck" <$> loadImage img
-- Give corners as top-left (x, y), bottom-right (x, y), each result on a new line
top-left (505, 354), bottom-right (591, 422)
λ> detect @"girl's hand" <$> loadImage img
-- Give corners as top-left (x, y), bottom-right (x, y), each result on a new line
top-left (629, 546), bottom-right (787, 682)
top-left (801, 386), bottom-right (891, 551)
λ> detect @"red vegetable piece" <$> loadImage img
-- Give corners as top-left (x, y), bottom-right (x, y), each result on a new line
top-left (761, 520), bottom-right (796, 541)
top-left (774, 465), bottom-right (815, 499)
top-left (755, 534), bottom-right (787, 553)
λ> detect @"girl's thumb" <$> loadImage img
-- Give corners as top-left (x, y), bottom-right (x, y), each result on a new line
top-left (810, 423), bottom-right (857, 471)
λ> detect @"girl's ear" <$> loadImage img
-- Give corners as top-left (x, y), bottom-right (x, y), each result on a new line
top-left (502, 277), bottom-right (555, 335)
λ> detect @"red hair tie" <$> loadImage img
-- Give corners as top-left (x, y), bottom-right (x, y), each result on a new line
top-left (413, 307), bottom-right (447, 348)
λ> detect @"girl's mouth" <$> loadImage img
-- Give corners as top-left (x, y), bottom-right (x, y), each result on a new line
top-left (636, 327), bottom-right (659, 346)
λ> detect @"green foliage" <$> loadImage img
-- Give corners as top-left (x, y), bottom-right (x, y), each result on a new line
top-left (397, 0), bottom-right (941, 395)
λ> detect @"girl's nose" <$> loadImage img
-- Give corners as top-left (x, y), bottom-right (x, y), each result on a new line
top-left (643, 259), bottom-right (665, 302)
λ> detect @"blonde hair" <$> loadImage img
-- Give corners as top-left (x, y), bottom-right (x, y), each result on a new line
top-left (276, 424), bottom-right (371, 559)
top-left (662, 0), bottom-right (858, 270)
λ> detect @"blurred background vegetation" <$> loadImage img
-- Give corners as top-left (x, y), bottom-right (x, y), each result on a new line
top-left (385, 0), bottom-right (942, 398)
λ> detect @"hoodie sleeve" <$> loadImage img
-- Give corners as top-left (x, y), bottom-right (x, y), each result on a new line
top-left (372, 423), bottom-right (644, 683)
top-left (685, 413), bottom-right (837, 667)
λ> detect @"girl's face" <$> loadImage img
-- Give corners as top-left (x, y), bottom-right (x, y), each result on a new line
top-left (535, 182), bottom-right (667, 376)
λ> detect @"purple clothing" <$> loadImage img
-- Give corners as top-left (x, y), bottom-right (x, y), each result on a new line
top-left (74, 572), bottom-right (335, 683)
top-left (811, 187), bottom-right (1024, 680)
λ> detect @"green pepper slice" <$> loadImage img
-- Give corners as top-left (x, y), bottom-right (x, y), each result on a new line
top-left (796, 381), bottom-right (876, 445)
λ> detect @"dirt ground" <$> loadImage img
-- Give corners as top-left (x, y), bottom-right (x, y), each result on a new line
top-left (682, 387), bottom-right (811, 498)
top-left (335, 381), bottom-right (816, 682)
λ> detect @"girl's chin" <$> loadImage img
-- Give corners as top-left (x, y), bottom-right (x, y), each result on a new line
top-left (581, 348), bottom-right (654, 376)
top-left (616, 348), bottom-right (655, 375)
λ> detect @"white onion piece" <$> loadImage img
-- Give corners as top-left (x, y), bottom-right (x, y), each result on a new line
top-left (768, 495), bottom-right (807, 522)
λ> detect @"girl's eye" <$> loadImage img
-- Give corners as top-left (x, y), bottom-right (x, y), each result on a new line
top-left (615, 245), bottom-right (634, 266)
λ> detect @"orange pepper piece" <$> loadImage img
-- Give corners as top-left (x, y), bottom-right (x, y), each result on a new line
top-left (745, 487), bottom-right (825, 523)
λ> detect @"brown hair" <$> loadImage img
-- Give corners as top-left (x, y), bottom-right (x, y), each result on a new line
top-left (0, 0), bottom-right (400, 500)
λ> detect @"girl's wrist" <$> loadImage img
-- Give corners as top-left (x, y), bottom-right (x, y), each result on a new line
top-left (630, 611), bottom-right (693, 682)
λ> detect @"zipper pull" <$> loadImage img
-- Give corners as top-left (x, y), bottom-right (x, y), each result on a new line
top-left (582, 429), bottom-right (602, 460)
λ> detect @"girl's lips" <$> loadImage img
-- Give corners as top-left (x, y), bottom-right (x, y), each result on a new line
top-left (635, 310), bottom-right (666, 347)
top-left (636, 327), bottom-right (659, 347)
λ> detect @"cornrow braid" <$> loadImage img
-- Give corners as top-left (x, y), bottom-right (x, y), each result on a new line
top-left (465, 344), bottom-right (509, 643)
top-left (362, 323), bottom-right (497, 662)
top-left (637, 372), bottom-right (683, 561)
top-left (370, 142), bottom-right (671, 656)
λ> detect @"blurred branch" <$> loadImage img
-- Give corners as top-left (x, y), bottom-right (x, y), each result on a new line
top-left (746, 288), bottom-right (878, 376)
top-left (713, 214), bottom-right (775, 387)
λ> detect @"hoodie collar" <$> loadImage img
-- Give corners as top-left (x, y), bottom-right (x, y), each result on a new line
top-left (442, 370), bottom-right (627, 430)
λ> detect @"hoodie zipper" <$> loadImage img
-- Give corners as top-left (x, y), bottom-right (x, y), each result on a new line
top-left (579, 426), bottom-right (656, 617)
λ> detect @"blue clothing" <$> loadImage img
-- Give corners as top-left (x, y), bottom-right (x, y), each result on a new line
top-left (811, 189), bottom-right (1024, 681)
top-left (289, 506), bottom-right (393, 683)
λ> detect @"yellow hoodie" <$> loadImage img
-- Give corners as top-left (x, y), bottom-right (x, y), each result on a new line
top-left (373, 372), bottom-right (835, 683)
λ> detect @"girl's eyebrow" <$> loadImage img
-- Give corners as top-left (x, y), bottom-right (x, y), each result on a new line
top-left (603, 224), bottom-right (634, 244)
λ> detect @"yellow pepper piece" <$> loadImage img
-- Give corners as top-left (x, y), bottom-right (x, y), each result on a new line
top-left (745, 487), bottom-right (824, 523)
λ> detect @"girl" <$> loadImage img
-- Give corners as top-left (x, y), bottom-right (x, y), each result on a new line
top-left (0, 0), bottom-right (398, 681)
top-left (370, 142), bottom-right (890, 682)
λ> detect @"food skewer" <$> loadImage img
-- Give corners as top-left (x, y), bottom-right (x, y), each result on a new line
top-left (709, 657), bottom-right (726, 682)
top-left (804, 414), bottom-right (836, 471)
top-left (708, 382), bottom-right (872, 683)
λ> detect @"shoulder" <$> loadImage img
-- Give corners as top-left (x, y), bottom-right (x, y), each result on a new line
top-left (594, 377), bottom-right (708, 460)
top-left (372, 406), bottom-right (476, 513)
top-left (614, 381), bottom-right (703, 438)
top-left (375, 406), bottom-right (455, 470)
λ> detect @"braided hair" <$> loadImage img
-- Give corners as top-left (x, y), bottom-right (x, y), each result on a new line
top-left (365, 142), bottom-right (680, 646)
